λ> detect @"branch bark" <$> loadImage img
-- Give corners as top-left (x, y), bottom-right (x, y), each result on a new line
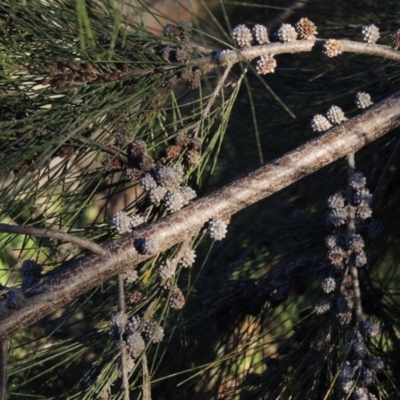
top-left (218, 39), bottom-right (400, 65)
top-left (0, 341), bottom-right (7, 400)
top-left (1, 90), bottom-right (400, 341)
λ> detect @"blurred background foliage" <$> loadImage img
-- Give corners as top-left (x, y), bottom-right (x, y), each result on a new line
top-left (1, 0), bottom-right (400, 398)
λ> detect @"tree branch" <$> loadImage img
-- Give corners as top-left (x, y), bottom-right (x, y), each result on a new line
top-left (0, 224), bottom-right (108, 257)
top-left (218, 39), bottom-right (400, 65)
top-left (1, 90), bottom-right (400, 341)
top-left (192, 63), bottom-right (234, 138)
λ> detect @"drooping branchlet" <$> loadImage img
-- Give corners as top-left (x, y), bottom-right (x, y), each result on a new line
top-left (37, 58), bottom-right (131, 90)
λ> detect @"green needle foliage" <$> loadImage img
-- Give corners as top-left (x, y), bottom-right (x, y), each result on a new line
top-left (1, 0), bottom-right (400, 399)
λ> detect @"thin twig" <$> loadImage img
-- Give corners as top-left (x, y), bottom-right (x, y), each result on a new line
top-left (346, 153), bottom-right (363, 321)
top-left (0, 223), bottom-right (108, 257)
top-left (218, 39), bottom-right (400, 66)
top-left (117, 275), bottom-right (130, 400)
top-left (142, 354), bottom-right (150, 400)
top-left (140, 299), bottom-right (159, 400)
top-left (2, 89), bottom-right (400, 340)
top-left (192, 63), bottom-right (234, 138)
top-left (0, 341), bottom-right (7, 400)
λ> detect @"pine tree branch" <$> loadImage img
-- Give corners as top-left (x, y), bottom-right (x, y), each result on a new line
top-left (192, 63), bottom-right (234, 138)
top-left (142, 354), bottom-right (150, 400)
top-left (1, 89), bottom-right (400, 341)
top-left (218, 39), bottom-right (400, 65)
top-left (0, 224), bottom-right (108, 257)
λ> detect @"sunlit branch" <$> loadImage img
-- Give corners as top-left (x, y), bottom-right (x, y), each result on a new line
top-left (218, 39), bottom-right (400, 66)
top-left (1, 89), bottom-right (400, 341)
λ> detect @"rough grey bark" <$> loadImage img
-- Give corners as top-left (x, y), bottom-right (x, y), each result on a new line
top-left (1, 89), bottom-right (400, 341)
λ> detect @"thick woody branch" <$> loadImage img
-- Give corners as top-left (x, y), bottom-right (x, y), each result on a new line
top-left (1, 90), bottom-right (400, 340)
top-left (218, 39), bottom-right (400, 65)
